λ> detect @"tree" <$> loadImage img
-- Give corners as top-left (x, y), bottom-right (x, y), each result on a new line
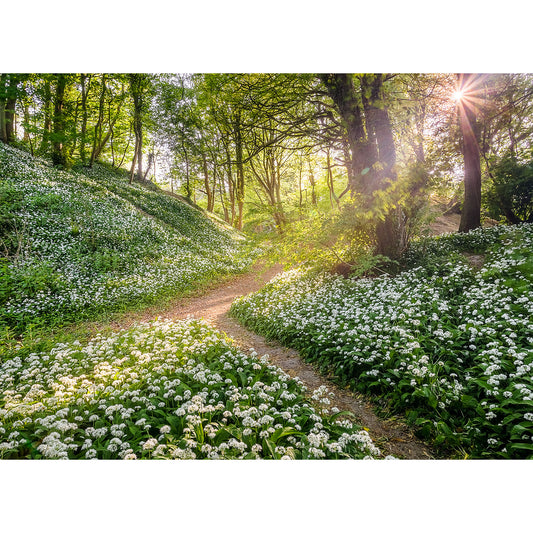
top-left (248, 124), bottom-right (290, 232)
top-left (487, 153), bottom-right (533, 223)
top-left (457, 73), bottom-right (482, 233)
top-left (52, 74), bottom-right (69, 167)
top-left (0, 74), bottom-right (8, 143)
top-left (0, 74), bottom-right (22, 145)
top-left (128, 74), bottom-right (151, 183)
top-left (319, 73), bottom-right (405, 258)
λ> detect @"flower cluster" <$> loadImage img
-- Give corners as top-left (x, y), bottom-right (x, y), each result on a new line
top-left (0, 318), bottom-right (383, 460)
top-left (231, 223), bottom-right (533, 458)
top-left (0, 145), bottom-right (254, 331)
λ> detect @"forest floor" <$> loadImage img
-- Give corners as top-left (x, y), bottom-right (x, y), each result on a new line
top-left (110, 261), bottom-right (435, 459)
top-left (96, 213), bottom-right (473, 459)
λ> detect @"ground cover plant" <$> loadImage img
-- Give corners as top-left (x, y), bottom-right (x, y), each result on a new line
top-left (0, 318), bottom-right (385, 460)
top-left (231, 223), bottom-right (533, 458)
top-left (0, 145), bottom-right (253, 334)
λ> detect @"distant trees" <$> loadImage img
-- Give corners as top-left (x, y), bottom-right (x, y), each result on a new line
top-left (3, 72), bottom-right (533, 262)
top-left (0, 74), bottom-right (23, 145)
top-left (128, 74), bottom-right (151, 183)
top-left (453, 73), bottom-right (533, 231)
top-left (0, 73), bottom-right (147, 176)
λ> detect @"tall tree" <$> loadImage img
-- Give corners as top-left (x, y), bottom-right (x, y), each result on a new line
top-left (52, 74), bottom-right (68, 167)
top-left (4, 74), bottom-right (19, 144)
top-left (320, 73), bottom-right (405, 257)
top-left (0, 74), bottom-right (8, 143)
top-left (89, 74), bottom-right (107, 167)
top-left (39, 77), bottom-right (53, 154)
top-left (79, 74), bottom-right (92, 164)
top-left (128, 74), bottom-right (151, 183)
top-left (457, 73), bottom-right (482, 233)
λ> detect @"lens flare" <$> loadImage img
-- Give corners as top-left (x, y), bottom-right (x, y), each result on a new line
top-left (452, 89), bottom-right (465, 101)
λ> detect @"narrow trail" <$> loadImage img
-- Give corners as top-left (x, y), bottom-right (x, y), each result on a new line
top-left (123, 261), bottom-right (434, 460)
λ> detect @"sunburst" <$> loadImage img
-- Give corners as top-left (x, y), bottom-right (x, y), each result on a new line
top-left (453, 74), bottom-right (487, 114)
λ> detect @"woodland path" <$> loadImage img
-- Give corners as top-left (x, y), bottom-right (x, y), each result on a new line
top-left (118, 261), bottom-right (435, 459)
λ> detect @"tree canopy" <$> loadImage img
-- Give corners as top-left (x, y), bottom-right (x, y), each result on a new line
top-left (2, 72), bottom-right (532, 265)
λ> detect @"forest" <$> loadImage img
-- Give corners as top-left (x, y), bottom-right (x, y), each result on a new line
top-left (0, 72), bottom-right (532, 466)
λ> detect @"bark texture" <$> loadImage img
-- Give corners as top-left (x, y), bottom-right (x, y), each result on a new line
top-left (458, 73), bottom-right (482, 233)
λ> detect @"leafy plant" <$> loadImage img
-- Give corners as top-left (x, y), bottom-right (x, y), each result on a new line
top-left (0, 319), bottom-right (386, 460)
top-left (232, 223), bottom-right (533, 458)
top-left (486, 153), bottom-right (533, 224)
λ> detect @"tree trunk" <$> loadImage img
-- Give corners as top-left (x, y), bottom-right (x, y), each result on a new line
top-left (234, 113), bottom-right (245, 230)
top-left (298, 157), bottom-right (303, 210)
top-left (80, 74), bottom-right (91, 164)
top-left (120, 124), bottom-right (132, 171)
top-left (322, 73), bottom-right (404, 258)
top-left (143, 152), bottom-right (154, 180)
top-left (23, 102), bottom-right (30, 142)
top-left (129, 148), bottom-right (137, 183)
top-left (365, 75), bottom-right (405, 258)
top-left (5, 75), bottom-right (18, 144)
top-left (52, 74), bottom-right (68, 167)
top-left (219, 180), bottom-right (230, 222)
top-left (321, 74), bottom-right (373, 194)
top-left (458, 73), bottom-right (482, 233)
top-left (0, 74), bottom-right (7, 143)
top-left (181, 140), bottom-right (190, 198)
top-left (90, 74), bottom-right (107, 168)
top-left (129, 74), bottom-right (146, 182)
top-left (93, 87), bottom-right (125, 163)
top-left (325, 148), bottom-right (340, 208)
top-left (274, 164), bottom-right (286, 232)
top-left (308, 159), bottom-right (317, 206)
top-left (202, 152), bottom-right (214, 212)
top-left (40, 79), bottom-right (52, 153)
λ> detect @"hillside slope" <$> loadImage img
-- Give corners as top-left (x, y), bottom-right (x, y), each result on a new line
top-left (0, 145), bottom-right (253, 332)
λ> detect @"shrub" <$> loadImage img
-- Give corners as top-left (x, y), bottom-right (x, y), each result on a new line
top-left (486, 153), bottom-right (533, 224)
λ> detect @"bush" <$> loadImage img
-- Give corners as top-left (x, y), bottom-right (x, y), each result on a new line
top-left (486, 154), bottom-right (533, 224)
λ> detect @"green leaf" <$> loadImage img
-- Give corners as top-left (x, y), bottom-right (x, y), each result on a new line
top-left (509, 442), bottom-right (533, 452)
top-left (461, 394), bottom-right (478, 409)
top-left (427, 394), bottom-right (438, 409)
top-left (214, 428), bottom-right (231, 446)
top-left (262, 438), bottom-right (277, 458)
top-left (271, 427), bottom-right (303, 444)
top-left (510, 424), bottom-right (529, 437)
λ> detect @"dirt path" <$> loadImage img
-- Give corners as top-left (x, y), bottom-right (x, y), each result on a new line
top-left (130, 262), bottom-right (433, 459)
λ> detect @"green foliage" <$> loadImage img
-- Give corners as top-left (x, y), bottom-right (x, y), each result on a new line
top-left (486, 153), bottom-right (533, 224)
top-left (266, 201), bottom-right (381, 276)
top-left (0, 144), bottom-right (254, 335)
top-left (232, 223), bottom-right (533, 458)
top-left (0, 319), bottom-right (384, 460)
top-left (402, 222), bottom-right (516, 271)
top-left (0, 182), bottom-right (25, 258)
